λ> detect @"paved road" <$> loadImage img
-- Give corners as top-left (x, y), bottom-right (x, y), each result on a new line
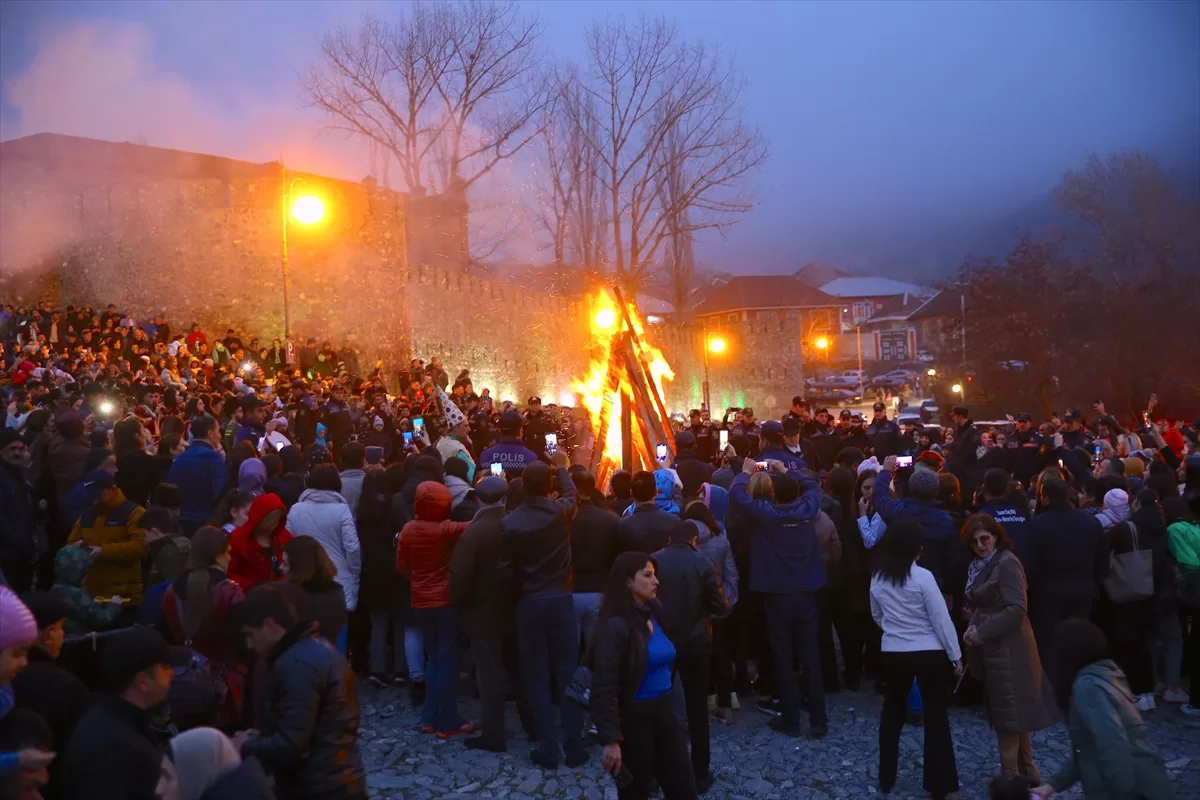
top-left (360, 682), bottom-right (1200, 799)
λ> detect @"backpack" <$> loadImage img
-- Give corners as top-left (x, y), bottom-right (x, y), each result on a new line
top-left (167, 584), bottom-right (229, 721)
top-left (168, 649), bottom-right (228, 720)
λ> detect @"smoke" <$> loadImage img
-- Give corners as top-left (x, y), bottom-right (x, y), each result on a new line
top-left (2, 18), bottom-right (370, 181)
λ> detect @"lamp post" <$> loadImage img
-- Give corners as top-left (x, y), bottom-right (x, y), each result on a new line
top-left (280, 161), bottom-right (326, 341)
top-left (703, 331), bottom-right (726, 414)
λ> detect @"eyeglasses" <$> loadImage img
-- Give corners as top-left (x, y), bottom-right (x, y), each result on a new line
top-left (970, 535), bottom-right (993, 546)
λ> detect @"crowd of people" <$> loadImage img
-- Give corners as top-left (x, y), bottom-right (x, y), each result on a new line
top-left (1, 299), bottom-right (1196, 800)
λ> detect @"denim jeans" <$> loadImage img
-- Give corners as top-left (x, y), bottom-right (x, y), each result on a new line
top-left (369, 611), bottom-right (424, 680)
top-left (517, 594), bottom-right (584, 763)
top-left (763, 590), bottom-right (827, 729)
top-left (572, 592), bottom-right (603, 652)
top-left (413, 605), bottom-right (461, 733)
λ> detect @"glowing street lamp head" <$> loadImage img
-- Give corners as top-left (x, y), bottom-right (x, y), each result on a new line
top-left (951, 383), bottom-right (963, 394)
top-left (291, 195), bottom-right (325, 225)
top-left (708, 336), bottom-right (727, 355)
top-left (927, 368), bottom-right (937, 377)
top-left (815, 336), bottom-right (829, 350)
top-left (594, 308), bottom-right (617, 331)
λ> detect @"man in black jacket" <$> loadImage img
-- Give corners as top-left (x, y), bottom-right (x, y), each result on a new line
top-left (616, 471), bottom-right (690, 554)
top-left (944, 405), bottom-right (980, 496)
top-left (499, 451), bottom-right (588, 770)
top-left (60, 628), bottom-right (177, 800)
top-left (653, 526), bottom-right (728, 794)
top-left (0, 430), bottom-right (36, 592)
top-left (236, 584), bottom-right (366, 800)
top-left (449, 476), bottom-right (533, 753)
top-left (568, 468), bottom-right (619, 650)
top-left (1028, 477), bottom-right (1108, 676)
top-left (12, 593), bottom-right (90, 800)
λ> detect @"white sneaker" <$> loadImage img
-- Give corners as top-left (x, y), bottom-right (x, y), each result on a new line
top-left (1163, 687), bottom-right (1189, 704)
top-left (1180, 704), bottom-right (1200, 717)
top-left (1135, 693), bottom-right (1157, 712)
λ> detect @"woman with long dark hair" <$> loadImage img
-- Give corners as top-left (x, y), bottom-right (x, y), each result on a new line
top-left (160, 526), bottom-right (246, 728)
top-left (359, 470), bottom-right (418, 687)
top-left (282, 535), bottom-right (348, 651)
top-left (828, 466), bottom-right (872, 690)
top-left (589, 552), bottom-right (696, 800)
top-left (870, 519), bottom-right (963, 799)
top-left (1031, 620), bottom-right (1174, 799)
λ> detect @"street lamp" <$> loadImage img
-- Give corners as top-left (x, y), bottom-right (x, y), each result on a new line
top-left (951, 383), bottom-right (963, 395)
top-left (280, 161), bottom-right (326, 342)
top-left (702, 332), bottom-right (727, 414)
top-left (927, 368), bottom-right (937, 377)
top-left (815, 336), bottom-right (829, 351)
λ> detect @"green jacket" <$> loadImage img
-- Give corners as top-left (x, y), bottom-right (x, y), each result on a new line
top-left (1167, 519), bottom-right (1200, 570)
top-left (1051, 659), bottom-right (1175, 800)
top-left (50, 546), bottom-right (123, 637)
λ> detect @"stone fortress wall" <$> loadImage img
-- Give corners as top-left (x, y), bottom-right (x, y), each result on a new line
top-left (0, 135), bottom-right (803, 414)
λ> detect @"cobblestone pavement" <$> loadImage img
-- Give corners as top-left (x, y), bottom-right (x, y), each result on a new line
top-left (360, 683), bottom-right (1200, 800)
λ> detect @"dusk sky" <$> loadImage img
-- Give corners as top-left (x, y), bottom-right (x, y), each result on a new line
top-left (2, 0), bottom-right (1197, 279)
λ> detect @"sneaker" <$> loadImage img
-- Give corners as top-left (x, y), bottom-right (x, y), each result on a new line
top-left (767, 716), bottom-right (800, 737)
top-left (1180, 704), bottom-right (1200, 717)
top-left (393, 674), bottom-right (412, 686)
top-left (707, 694), bottom-right (718, 712)
top-left (464, 736), bottom-right (506, 753)
top-left (756, 698), bottom-right (782, 717)
top-left (1163, 687), bottom-right (1189, 704)
top-left (367, 674), bottom-right (389, 689)
top-left (730, 692), bottom-right (740, 711)
top-left (714, 707), bottom-right (733, 723)
top-left (1134, 693), bottom-right (1157, 712)
top-left (529, 750), bottom-right (558, 770)
top-left (436, 720), bottom-right (477, 740)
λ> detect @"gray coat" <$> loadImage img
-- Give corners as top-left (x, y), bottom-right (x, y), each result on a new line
top-left (692, 519), bottom-right (739, 609)
top-left (965, 549), bottom-right (1057, 735)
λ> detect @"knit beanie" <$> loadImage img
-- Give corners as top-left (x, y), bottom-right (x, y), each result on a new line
top-left (908, 468), bottom-right (940, 500)
top-left (0, 587), bottom-right (38, 651)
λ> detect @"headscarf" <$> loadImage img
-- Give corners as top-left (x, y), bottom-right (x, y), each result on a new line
top-left (170, 727), bottom-right (242, 800)
top-left (238, 457), bottom-right (267, 496)
top-left (1096, 488), bottom-right (1132, 530)
top-left (653, 469), bottom-right (680, 513)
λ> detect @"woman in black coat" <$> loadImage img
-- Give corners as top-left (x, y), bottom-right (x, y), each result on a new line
top-left (589, 552), bottom-right (697, 800)
top-left (282, 536), bottom-right (347, 651)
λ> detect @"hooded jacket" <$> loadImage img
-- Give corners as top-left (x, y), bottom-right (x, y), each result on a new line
top-left (67, 487), bottom-right (146, 604)
top-left (228, 493), bottom-right (293, 590)
top-left (286, 489), bottom-right (362, 610)
top-left (872, 469), bottom-right (960, 593)
top-left (50, 545), bottom-right (122, 635)
top-left (691, 517), bottom-right (739, 609)
top-left (445, 474), bottom-right (471, 508)
top-left (397, 482), bottom-right (469, 609)
top-left (1049, 659), bottom-right (1175, 799)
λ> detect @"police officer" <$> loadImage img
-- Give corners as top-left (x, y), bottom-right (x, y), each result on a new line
top-left (522, 396), bottom-right (557, 454)
top-left (784, 396), bottom-right (820, 439)
top-left (1007, 412), bottom-right (1043, 487)
top-left (839, 411), bottom-right (870, 452)
top-left (806, 407), bottom-right (841, 472)
top-left (864, 401), bottom-right (902, 459)
top-left (730, 407), bottom-right (762, 451)
top-left (686, 408), bottom-right (717, 464)
top-left (479, 410), bottom-right (543, 479)
top-left (758, 419), bottom-right (808, 475)
top-left (1060, 408), bottom-right (1092, 450)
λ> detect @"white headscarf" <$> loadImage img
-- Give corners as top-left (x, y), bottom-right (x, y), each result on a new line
top-left (170, 727), bottom-right (242, 800)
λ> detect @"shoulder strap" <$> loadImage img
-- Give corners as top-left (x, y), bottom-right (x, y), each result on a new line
top-left (1127, 521), bottom-right (1138, 548)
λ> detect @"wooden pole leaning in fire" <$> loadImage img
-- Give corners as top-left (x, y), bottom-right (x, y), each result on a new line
top-left (620, 342), bottom-right (669, 468)
top-left (588, 332), bottom-right (627, 482)
top-left (612, 284), bottom-right (676, 464)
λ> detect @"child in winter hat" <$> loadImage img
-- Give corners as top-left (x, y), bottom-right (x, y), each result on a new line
top-left (0, 587), bottom-right (39, 776)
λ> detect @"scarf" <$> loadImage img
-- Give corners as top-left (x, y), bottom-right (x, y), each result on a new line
top-left (965, 550), bottom-right (997, 602)
top-left (653, 470), bottom-right (679, 513)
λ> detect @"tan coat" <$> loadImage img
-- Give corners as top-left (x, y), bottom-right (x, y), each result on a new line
top-left (965, 549), bottom-right (1058, 735)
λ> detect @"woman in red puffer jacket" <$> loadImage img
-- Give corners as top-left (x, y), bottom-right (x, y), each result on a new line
top-left (397, 481), bottom-right (471, 737)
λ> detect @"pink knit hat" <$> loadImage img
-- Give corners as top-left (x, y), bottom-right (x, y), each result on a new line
top-left (0, 587), bottom-right (38, 651)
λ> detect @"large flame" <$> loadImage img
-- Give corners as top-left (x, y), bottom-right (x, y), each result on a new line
top-left (570, 289), bottom-right (674, 481)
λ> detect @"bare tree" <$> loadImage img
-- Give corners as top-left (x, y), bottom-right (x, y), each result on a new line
top-left (304, 1), bottom-right (547, 196)
top-left (1053, 151), bottom-right (1200, 282)
top-left (563, 16), bottom-right (767, 289)
top-left (656, 123), bottom-right (696, 315)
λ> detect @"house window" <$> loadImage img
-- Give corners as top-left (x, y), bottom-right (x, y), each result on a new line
top-left (757, 310), bottom-right (775, 320)
top-left (852, 301), bottom-right (871, 320)
top-left (727, 313), bottom-right (738, 322)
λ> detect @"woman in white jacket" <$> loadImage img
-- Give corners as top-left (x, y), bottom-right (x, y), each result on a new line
top-left (285, 464), bottom-right (362, 611)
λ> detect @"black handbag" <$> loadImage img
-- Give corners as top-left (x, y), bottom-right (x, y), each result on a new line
top-left (563, 665), bottom-right (592, 709)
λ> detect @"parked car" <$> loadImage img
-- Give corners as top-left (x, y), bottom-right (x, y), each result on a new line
top-left (826, 369), bottom-right (867, 387)
top-left (810, 385), bottom-right (862, 406)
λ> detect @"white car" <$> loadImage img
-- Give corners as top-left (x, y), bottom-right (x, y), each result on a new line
top-left (827, 369), bottom-right (867, 386)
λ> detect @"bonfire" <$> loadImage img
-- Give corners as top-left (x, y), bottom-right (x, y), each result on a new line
top-left (570, 286), bottom-right (676, 489)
